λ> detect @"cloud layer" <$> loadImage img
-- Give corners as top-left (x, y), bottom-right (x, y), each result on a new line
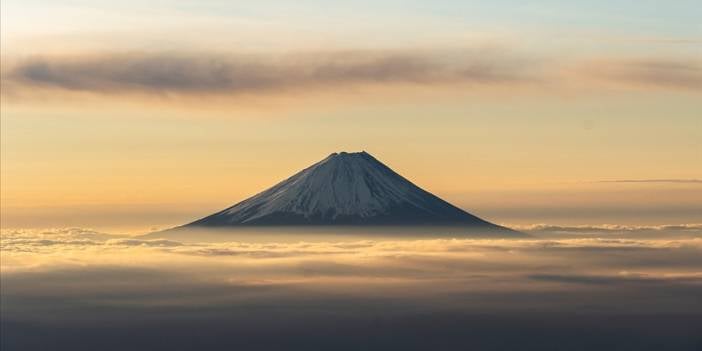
top-left (518, 223), bottom-right (702, 235)
top-left (2, 227), bottom-right (701, 350)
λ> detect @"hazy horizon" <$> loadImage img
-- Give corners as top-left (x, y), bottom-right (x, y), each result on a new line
top-left (2, 149), bottom-right (700, 233)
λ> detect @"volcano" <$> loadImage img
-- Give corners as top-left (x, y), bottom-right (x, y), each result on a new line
top-left (179, 151), bottom-right (517, 234)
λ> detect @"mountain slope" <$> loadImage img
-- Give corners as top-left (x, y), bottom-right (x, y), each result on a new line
top-left (183, 151), bottom-right (512, 232)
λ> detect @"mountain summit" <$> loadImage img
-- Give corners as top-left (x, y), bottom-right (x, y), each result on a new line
top-left (183, 151), bottom-right (515, 233)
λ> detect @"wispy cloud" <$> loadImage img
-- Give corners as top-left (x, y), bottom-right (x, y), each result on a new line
top-left (593, 179), bottom-right (702, 184)
top-left (577, 58), bottom-right (702, 90)
top-left (2, 50), bottom-right (535, 96)
top-left (3, 50), bottom-right (700, 105)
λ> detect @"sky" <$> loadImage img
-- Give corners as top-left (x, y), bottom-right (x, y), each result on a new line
top-left (1, 3), bottom-right (702, 350)
top-left (1, 0), bottom-right (701, 232)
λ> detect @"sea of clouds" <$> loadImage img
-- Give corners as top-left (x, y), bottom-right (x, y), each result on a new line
top-left (2, 225), bottom-right (701, 350)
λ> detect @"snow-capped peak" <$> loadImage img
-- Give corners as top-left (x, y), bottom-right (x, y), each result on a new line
top-left (186, 151), bottom-right (500, 227)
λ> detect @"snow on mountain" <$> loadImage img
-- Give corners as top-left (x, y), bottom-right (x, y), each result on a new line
top-left (184, 151), bottom-right (510, 231)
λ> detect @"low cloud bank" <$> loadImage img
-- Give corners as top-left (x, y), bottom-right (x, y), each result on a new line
top-left (518, 223), bottom-right (702, 235)
top-left (3, 225), bottom-right (702, 257)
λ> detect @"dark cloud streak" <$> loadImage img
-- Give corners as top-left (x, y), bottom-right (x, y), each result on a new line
top-left (4, 51), bottom-right (533, 95)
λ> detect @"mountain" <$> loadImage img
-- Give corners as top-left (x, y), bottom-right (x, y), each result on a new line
top-left (179, 151), bottom-right (517, 234)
